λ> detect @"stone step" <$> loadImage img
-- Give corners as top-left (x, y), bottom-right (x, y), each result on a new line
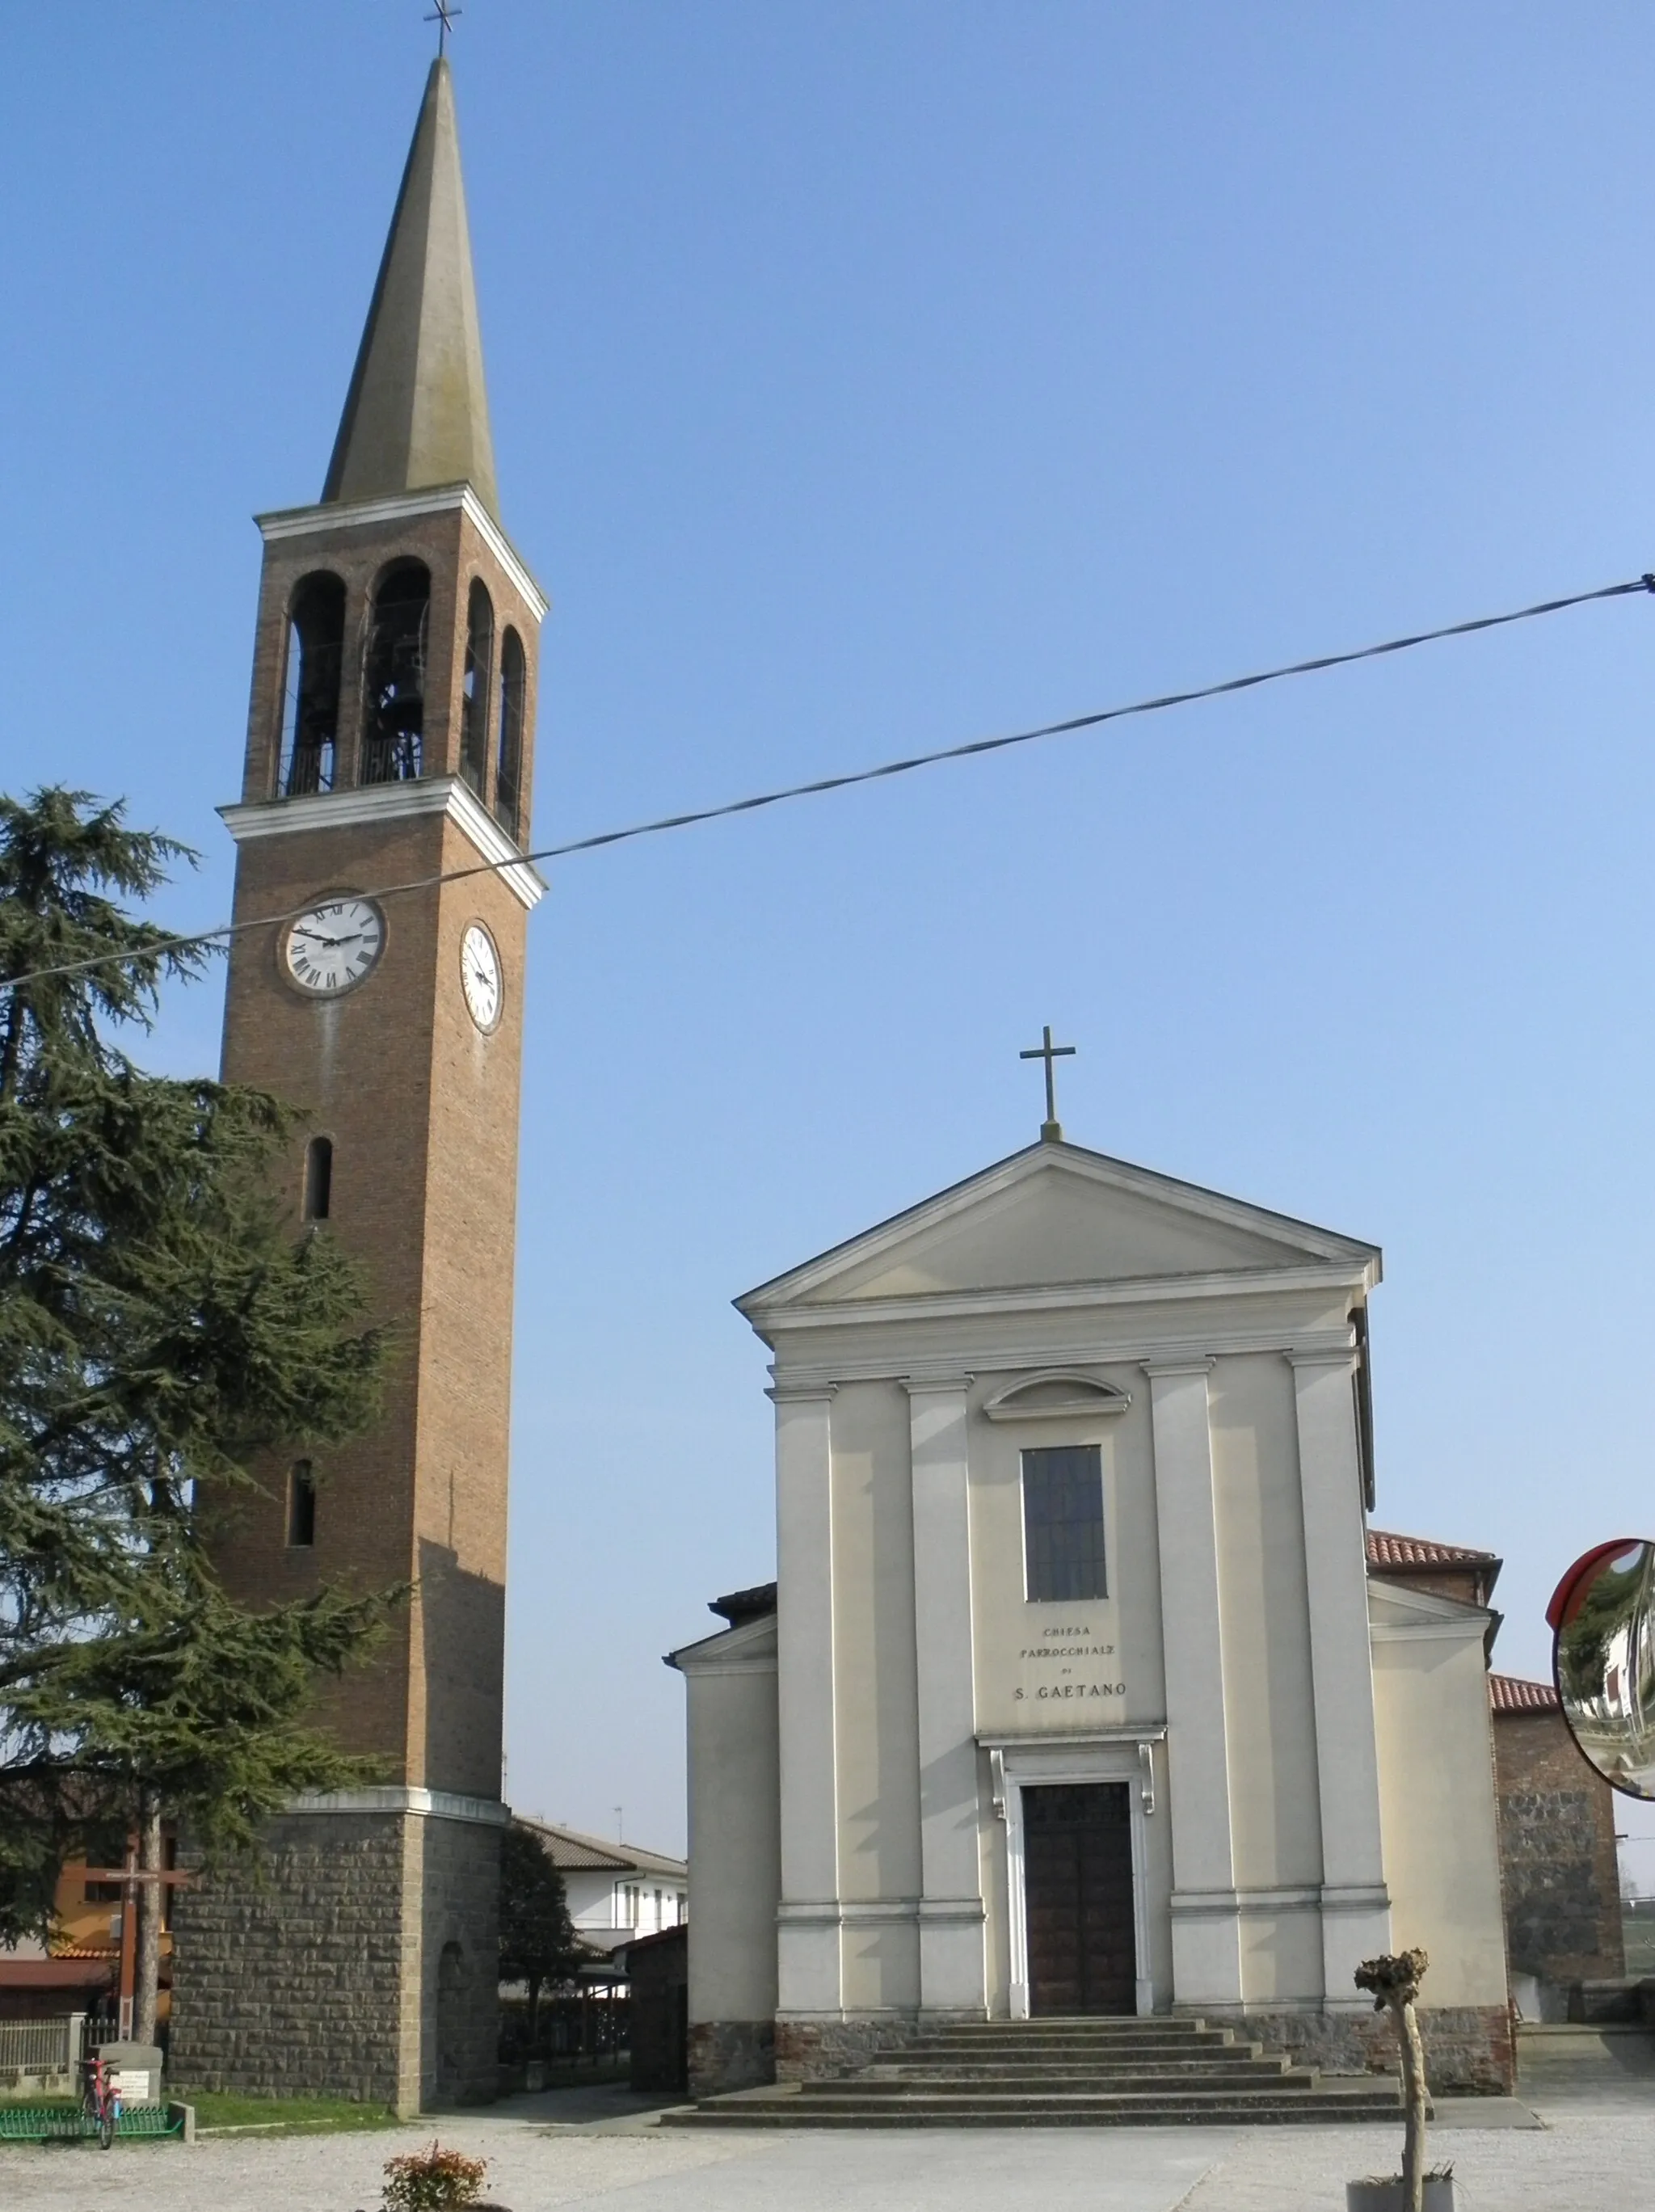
top-left (820, 2068), bottom-right (1321, 2095)
top-left (666, 2087), bottom-right (1404, 2129)
top-left (898, 2043), bottom-right (1248, 2061)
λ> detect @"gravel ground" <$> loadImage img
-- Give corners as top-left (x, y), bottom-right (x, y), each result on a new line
top-left (0, 2092), bottom-right (1644, 2210)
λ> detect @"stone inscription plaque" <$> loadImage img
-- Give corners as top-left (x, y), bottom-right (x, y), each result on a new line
top-left (1014, 1620), bottom-right (1126, 1711)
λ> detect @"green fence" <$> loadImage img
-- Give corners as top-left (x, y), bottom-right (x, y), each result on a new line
top-left (0, 2101), bottom-right (183, 2142)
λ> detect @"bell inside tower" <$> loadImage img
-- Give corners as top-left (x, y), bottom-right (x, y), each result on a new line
top-left (362, 560), bottom-right (432, 783)
top-left (278, 572), bottom-right (346, 796)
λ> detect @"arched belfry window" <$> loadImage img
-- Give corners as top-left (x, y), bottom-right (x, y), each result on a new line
top-left (495, 627), bottom-right (525, 839)
top-left (361, 562), bottom-right (431, 784)
top-left (460, 579), bottom-right (495, 798)
top-left (278, 573), bottom-right (346, 796)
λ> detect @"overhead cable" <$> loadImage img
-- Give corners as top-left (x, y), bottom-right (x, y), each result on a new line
top-left (3, 571), bottom-right (1650, 1001)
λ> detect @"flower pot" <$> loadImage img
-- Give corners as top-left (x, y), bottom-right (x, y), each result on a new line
top-left (1346, 2179), bottom-right (1455, 2212)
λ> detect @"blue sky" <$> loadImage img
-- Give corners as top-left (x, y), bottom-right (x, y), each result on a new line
top-left (5, 4), bottom-right (1654, 1864)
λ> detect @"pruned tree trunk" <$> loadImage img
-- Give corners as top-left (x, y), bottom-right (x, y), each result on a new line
top-left (1355, 1948), bottom-right (1430, 2212)
top-left (1392, 1986), bottom-right (1428, 2212)
top-left (134, 1785), bottom-right (163, 2048)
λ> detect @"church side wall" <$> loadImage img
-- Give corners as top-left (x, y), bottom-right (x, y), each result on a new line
top-left (830, 1381), bottom-right (922, 2014)
top-left (1372, 1628), bottom-right (1510, 2008)
top-left (684, 1652), bottom-right (780, 2096)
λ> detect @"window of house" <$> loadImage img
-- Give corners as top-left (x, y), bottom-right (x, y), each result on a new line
top-left (287, 1460), bottom-right (317, 1548)
top-left (1021, 1445), bottom-right (1106, 1602)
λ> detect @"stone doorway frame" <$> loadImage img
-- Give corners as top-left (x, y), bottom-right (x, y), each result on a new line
top-left (986, 1729), bottom-right (1164, 2020)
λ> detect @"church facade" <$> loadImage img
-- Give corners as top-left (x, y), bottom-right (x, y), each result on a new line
top-left (672, 1131), bottom-right (1514, 2096)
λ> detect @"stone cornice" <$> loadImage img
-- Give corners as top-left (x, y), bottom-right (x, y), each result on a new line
top-left (219, 774), bottom-right (548, 910)
top-left (285, 1785), bottom-right (509, 1826)
top-left (255, 482), bottom-right (548, 621)
top-left (766, 1325), bottom-right (1354, 1393)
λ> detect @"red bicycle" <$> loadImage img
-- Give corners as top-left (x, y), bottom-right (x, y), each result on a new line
top-left (81, 2051), bottom-right (120, 2150)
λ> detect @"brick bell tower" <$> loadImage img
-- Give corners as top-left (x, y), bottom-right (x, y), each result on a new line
top-left (168, 57), bottom-right (545, 2113)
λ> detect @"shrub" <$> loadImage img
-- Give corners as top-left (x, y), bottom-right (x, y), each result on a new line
top-left (381, 2141), bottom-right (489, 2210)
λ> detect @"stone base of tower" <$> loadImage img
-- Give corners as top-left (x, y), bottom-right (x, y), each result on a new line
top-left (169, 1792), bottom-right (506, 2114)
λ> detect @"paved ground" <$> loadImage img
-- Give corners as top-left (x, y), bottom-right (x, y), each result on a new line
top-left (0, 2067), bottom-right (1646, 2211)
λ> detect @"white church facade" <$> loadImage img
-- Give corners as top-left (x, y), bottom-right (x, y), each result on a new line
top-left (670, 1130), bottom-right (1514, 2097)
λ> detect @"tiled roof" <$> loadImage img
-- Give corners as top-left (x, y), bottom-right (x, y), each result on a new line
top-left (514, 1817), bottom-right (686, 1881)
top-left (1489, 1672), bottom-right (1560, 1715)
top-left (1367, 1529), bottom-right (1500, 1571)
top-left (710, 1582), bottom-right (777, 1627)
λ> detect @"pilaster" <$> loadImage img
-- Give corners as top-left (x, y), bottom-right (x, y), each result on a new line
top-left (1287, 1347), bottom-right (1392, 1999)
top-left (1144, 1357), bottom-right (1244, 2007)
top-left (905, 1376), bottom-right (988, 2015)
top-left (772, 1380), bottom-right (843, 2016)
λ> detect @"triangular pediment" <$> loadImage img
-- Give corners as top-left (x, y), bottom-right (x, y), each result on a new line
top-left (738, 1141), bottom-right (1379, 1321)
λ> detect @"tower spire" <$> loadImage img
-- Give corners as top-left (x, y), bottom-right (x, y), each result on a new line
top-left (322, 57), bottom-right (499, 520)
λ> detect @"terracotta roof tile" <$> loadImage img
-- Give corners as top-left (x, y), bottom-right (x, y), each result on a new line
top-left (1367, 1529), bottom-right (1500, 1571)
top-left (1489, 1672), bottom-right (1560, 1714)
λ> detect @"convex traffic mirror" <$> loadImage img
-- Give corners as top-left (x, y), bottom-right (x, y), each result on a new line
top-left (1549, 1538), bottom-right (1655, 1800)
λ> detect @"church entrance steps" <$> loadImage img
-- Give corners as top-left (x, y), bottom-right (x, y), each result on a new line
top-left (672, 2018), bottom-right (1409, 2127)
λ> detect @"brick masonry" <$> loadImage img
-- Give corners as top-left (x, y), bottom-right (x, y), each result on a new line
top-left (180, 484), bottom-right (542, 2104)
top-left (169, 1809), bottom-right (502, 2113)
top-left (1493, 1709), bottom-right (1625, 1985)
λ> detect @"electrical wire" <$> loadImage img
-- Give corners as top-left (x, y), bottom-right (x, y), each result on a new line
top-left (3, 571), bottom-right (1650, 1000)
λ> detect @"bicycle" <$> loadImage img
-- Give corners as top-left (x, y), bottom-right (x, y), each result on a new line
top-left (81, 2051), bottom-right (120, 2150)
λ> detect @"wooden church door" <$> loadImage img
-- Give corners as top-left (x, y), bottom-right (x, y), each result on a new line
top-left (1022, 1783), bottom-right (1137, 2015)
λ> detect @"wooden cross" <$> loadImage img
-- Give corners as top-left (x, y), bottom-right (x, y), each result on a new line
top-left (83, 1851), bottom-right (193, 2040)
top-left (425, 0), bottom-right (462, 55)
top-left (1020, 1024), bottom-right (1076, 1143)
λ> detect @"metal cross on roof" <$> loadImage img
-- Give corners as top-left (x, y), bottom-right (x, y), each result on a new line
top-left (425, 0), bottom-right (462, 55)
top-left (1020, 1024), bottom-right (1076, 1144)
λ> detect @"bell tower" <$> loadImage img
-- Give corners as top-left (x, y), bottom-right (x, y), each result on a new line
top-left (169, 57), bottom-right (544, 2113)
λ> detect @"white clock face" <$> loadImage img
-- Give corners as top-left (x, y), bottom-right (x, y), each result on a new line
top-left (460, 922), bottom-right (502, 1032)
top-left (283, 897), bottom-right (385, 996)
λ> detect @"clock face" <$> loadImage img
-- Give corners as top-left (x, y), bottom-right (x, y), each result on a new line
top-left (283, 897), bottom-right (385, 997)
top-left (460, 922), bottom-right (503, 1032)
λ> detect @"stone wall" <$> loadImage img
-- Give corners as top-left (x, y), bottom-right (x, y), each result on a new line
top-left (1493, 1709), bottom-right (1625, 1984)
top-left (417, 1814), bottom-right (503, 2105)
top-left (1235, 2004), bottom-right (1514, 2095)
top-left (773, 2012), bottom-right (928, 2082)
top-left (689, 2019), bottom-right (776, 2098)
top-left (170, 1806), bottom-right (502, 2114)
top-left (170, 1810), bottom-right (419, 2110)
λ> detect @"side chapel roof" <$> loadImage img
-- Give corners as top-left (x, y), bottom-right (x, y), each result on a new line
top-left (1489, 1672), bottom-right (1561, 1715)
top-left (322, 57), bottom-right (499, 519)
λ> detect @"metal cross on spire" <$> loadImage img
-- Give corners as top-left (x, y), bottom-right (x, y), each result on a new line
top-left (1020, 1025), bottom-right (1076, 1144)
top-left (425, 0), bottom-right (462, 55)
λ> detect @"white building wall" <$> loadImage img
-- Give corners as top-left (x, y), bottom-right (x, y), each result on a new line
top-left (684, 1633), bottom-right (781, 2029)
top-left (1371, 1601), bottom-right (1509, 2008)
